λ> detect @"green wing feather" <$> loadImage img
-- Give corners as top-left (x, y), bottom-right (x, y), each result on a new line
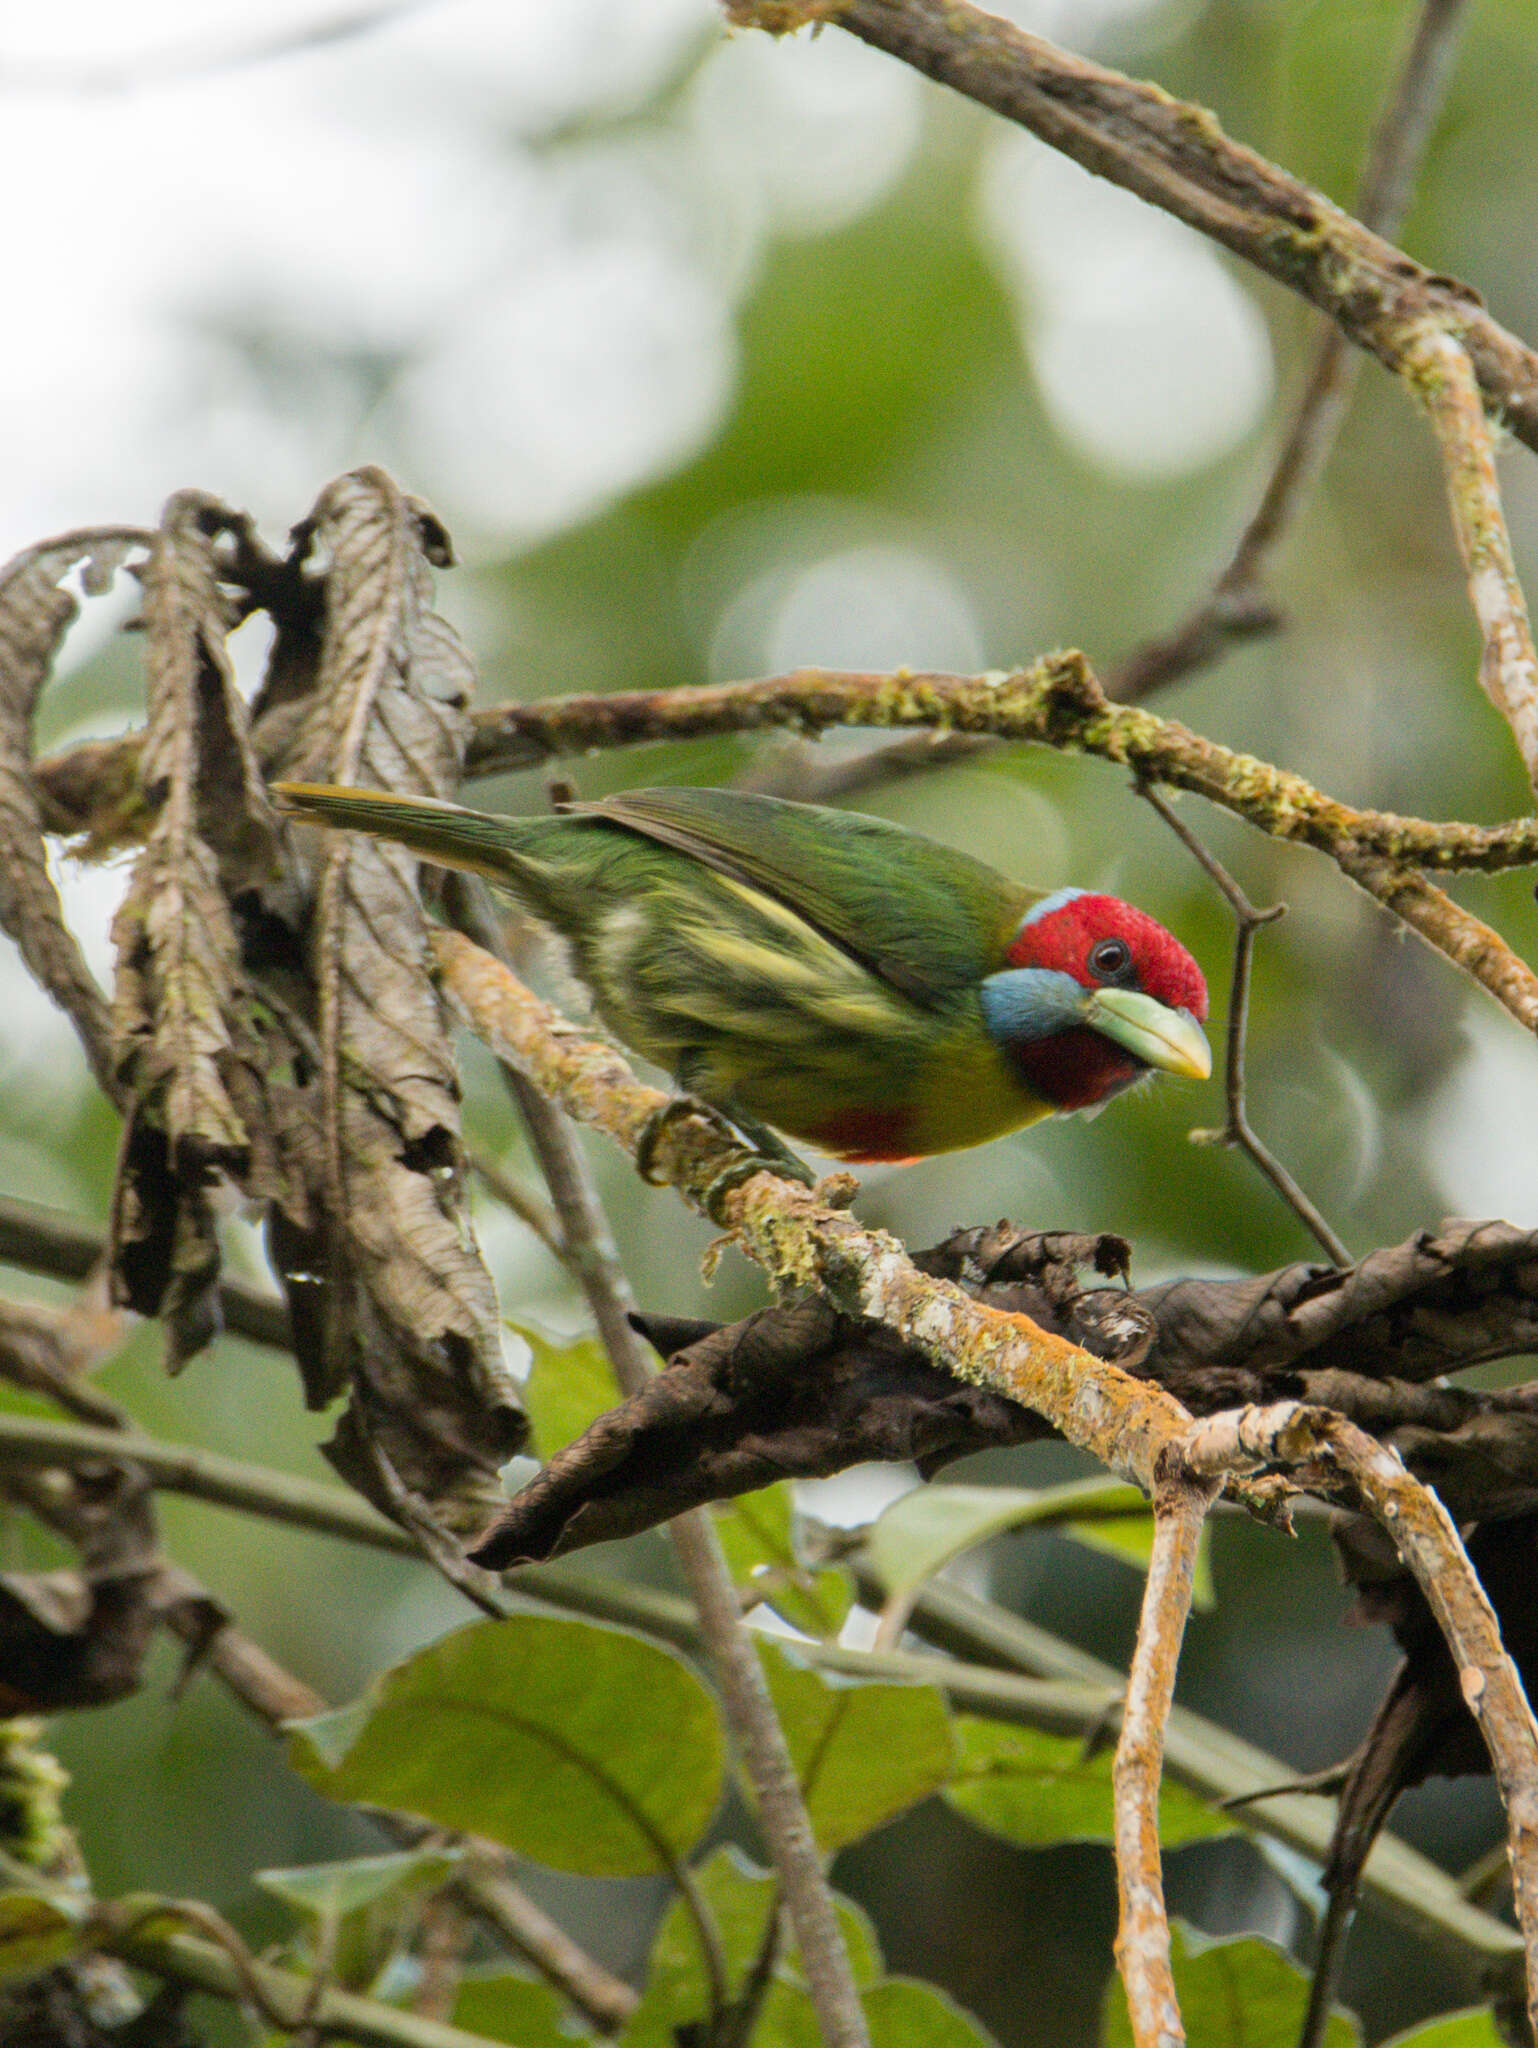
top-left (570, 787), bottom-right (1034, 1007)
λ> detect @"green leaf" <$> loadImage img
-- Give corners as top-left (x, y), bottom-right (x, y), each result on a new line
top-left (751, 1982), bottom-right (824, 2047)
top-left (865, 1479), bottom-right (1177, 1606)
top-left (714, 1483), bottom-right (854, 1637)
top-left (865, 1977), bottom-right (1001, 2047)
top-left (255, 1847), bottom-right (462, 1921)
top-left (453, 1970), bottom-right (578, 2048)
top-left (690, 1977), bottom-right (1000, 2047)
top-left (1381, 2014), bottom-right (1506, 2047)
top-left (757, 1639), bottom-right (954, 1850)
top-left (289, 1614), bottom-right (724, 1878)
top-left (255, 1847), bottom-right (464, 1992)
top-left (0, 1888), bottom-right (85, 1985)
top-left (945, 1718), bottom-right (1231, 1850)
top-left (622, 1845), bottom-right (882, 2048)
top-left (515, 1319), bottom-right (620, 1459)
top-left (1101, 1923), bottom-right (1361, 2047)
top-left (294, 1695), bottom-right (369, 1774)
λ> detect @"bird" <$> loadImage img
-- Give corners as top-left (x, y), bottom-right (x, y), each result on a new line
top-left (273, 780), bottom-right (1210, 1166)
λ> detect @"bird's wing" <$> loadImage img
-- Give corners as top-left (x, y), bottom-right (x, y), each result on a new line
top-left (568, 786), bottom-right (1036, 1007)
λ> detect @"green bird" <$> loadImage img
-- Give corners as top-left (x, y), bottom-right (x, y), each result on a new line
top-left (274, 782), bottom-right (1210, 1164)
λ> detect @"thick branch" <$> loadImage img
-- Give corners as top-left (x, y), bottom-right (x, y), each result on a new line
top-left (448, 660), bottom-right (1538, 873)
top-left (467, 659), bottom-right (1538, 1034)
top-left (436, 930), bottom-right (1196, 1499)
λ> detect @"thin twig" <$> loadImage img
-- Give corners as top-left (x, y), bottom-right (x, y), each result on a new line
top-left (471, 1152), bottom-right (566, 1263)
top-left (0, 1411), bottom-right (419, 1553)
top-left (1112, 1475), bottom-right (1220, 2048)
top-left (1402, 326), bottom-right (1538, 795)
top-left (96, 1898), bottom-right (299, 2034)
top-left (1139, 787), bottom-right (1350, 1264)
top-left (1110, 0), bottom-right (1474, 701)
top-left (1184, 1402), bottom-right (1538, 2039)
top-left (1335, 849), bottom-right (1538, 1034)
top-left (98, 1908), bottom-right (513, 2048)
top-left (443, 876), bottom-right (872, 2048)
top-left (343, 1427), bottom-right (507, 1621)
top-left (456, 1862), bottom-right (638, 2034)
top-left (0, 1283), bottom-right (131, 1426)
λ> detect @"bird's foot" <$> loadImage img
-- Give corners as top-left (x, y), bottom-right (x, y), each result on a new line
top-left (635, 1094), bottom-right (718, 1185)
top-left (699, 1152), bottom-right (818, 1224)
top-left (634, 1094), bottom-right (817, 1223)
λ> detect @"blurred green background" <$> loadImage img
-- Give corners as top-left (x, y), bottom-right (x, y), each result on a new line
top-left (5, 0), bottom-right (1538, 2039)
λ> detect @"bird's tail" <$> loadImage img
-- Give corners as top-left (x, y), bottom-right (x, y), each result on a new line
top-left (273, 783), bottom-right (557, 905)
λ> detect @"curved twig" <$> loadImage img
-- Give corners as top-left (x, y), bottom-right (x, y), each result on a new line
top-left (1139, 785), bottom-right (1350, 1264)
top-left (1112, 1474), bottom-right (1220, 2048)
top-left (1110, 0), bottom-right (1475, 702)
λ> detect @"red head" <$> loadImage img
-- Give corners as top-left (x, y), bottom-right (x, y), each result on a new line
top-left (1007, 892), bottom-right (1208, 1013)
top-left (983, 890), bottom-right (1209, 1113)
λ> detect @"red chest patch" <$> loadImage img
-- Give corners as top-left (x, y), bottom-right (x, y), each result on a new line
top-left (1008, 1026), bottom-right (1141, 1113)
top-left (809, 1104), bottom-right (922, 1164)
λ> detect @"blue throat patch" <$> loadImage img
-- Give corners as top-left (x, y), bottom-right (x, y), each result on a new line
top-left (978, 965), bottom-right (1086, 1045)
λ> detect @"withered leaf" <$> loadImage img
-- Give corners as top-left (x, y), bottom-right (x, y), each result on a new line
top-left (0, 1567), bottom-right (160, 1714)
top-left (271, 468), bottom-right (524, 1531)
top-left (107, 494), bottom-right (294, 1363)
top-left (0, 526), bottom-right (149, 1094)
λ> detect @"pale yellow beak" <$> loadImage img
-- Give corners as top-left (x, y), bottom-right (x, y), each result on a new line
top-left (1084, 988), bottom-right (1212, 1080)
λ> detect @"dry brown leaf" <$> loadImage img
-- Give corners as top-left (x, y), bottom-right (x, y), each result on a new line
top-left (268, 468), bottom-right (524, 1530)
top-left (0, 526), bottom-right (150, 1093)
top-left (108, 493), bottom-right (295, 1362)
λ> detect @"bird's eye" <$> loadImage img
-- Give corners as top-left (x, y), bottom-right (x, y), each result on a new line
top-left (1088, 937), bottom-right (1133, 981)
